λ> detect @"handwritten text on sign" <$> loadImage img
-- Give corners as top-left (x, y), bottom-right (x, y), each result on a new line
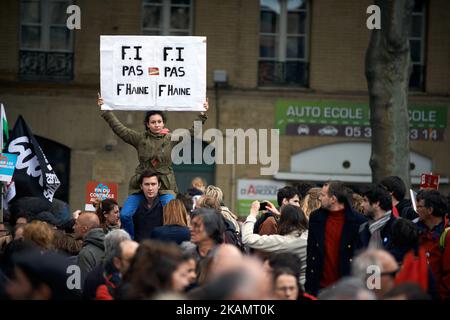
top-left (100, 36), bottom-right (206, 111)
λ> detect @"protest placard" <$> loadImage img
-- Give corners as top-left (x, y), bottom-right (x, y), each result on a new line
top-left (100, 36), bottom-right (206, 111)
top-left (420, 173), bottom-right (440, 190)
top-left (0, 153), bottom-right (17, 183)
top-left (85, 181), bottom-right (118, 211)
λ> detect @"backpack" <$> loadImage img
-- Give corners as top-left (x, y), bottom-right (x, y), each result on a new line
top-left (395, 247), bottom-right (429, 292)
top-left (439, 217), bottom-right (450, 250)
top-left (222, 218), bottom-right (247, 253)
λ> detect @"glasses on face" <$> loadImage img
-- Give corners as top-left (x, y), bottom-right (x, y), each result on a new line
top-left (381, 268), bottom-right (400, 278)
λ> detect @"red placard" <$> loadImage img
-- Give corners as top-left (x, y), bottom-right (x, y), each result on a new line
top-left (85, 181), bottom-right (118, 206)
top-left (420, 173), bottom-right (440, 190)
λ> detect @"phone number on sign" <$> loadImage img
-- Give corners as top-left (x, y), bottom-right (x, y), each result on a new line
top-left (344, 126), bottom-right (443, 141)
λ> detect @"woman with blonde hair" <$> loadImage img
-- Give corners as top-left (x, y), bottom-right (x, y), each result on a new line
top-left (151, 199), bottom-right (190, 244)
top-left (22, 220), bottom-right (55, 250)
top-left (300, 187), bottom-right (321, 220)
top-left (204, 185), bottom-right (240, 232)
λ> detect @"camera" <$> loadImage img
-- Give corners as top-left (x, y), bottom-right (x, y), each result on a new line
top-left (259, 201), bottom-right (268, 211)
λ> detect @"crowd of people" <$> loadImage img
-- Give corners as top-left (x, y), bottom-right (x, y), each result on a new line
top-left (0, 173), bottom-right (449, 300)
top-left (0, 97), bottom-right (448, 300)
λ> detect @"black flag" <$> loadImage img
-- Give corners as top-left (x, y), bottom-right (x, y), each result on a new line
top-left (5, 116), bottom-right (60, 203)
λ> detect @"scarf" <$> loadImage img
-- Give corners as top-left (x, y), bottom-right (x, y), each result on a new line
top-left (368, 210), bottom-right (392, 249)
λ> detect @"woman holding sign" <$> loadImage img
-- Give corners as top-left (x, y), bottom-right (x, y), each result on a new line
top-left (97, 94), bottom-right (209, 239)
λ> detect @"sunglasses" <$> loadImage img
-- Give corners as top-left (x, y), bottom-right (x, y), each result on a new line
top-left (381, 268), bottom-right (400, 278)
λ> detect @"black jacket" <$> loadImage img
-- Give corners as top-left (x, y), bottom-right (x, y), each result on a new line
top-left (396, 199), bottom-right (418, 220)
top-left (133, 196), bottom-right (163, 242)
top-left (357, 214), bottom-right (397, 251)
top-left (305, 205), bottom-right (367, 296)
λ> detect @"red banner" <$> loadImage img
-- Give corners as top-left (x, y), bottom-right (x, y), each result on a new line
top-left (420, 173), bottom-right (439, 190)
top-left (85, 181), bottom-right (118, 207)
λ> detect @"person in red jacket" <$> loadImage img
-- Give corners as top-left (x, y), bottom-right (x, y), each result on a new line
top-left (415, 189), bottom-right (450, 299)
top-left (96, 239), bottom-right (139, 300)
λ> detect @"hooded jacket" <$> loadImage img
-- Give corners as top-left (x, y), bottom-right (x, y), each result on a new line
top-left (78, 228), bottom-right (105, 284)
top-left (101, 111), bottom-right (207, 194)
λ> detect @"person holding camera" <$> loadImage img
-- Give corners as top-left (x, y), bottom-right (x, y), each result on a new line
top-left (253, 186), bottom-right (301, 236)
top-left (242, 200), bottom-right (309, 287)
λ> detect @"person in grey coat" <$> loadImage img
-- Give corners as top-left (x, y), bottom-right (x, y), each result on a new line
top-left (74, 212), bottom-right (105, 289)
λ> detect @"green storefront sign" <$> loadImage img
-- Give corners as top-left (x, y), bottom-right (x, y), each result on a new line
top-left (276, 100), bottom-right (448, 135)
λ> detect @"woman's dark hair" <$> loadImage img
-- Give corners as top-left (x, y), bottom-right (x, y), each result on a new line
top-left (190, 208), bottom-right (225, 244)
top-left (144, 111), bottom-right (166, 130)
top-left (272, 267), bottom-right (299, 288)
top-left (95, 198), bottom-right (118, 226)
top-left (177, 193), bottom-right (194, 213)
top-left (53, 230), bottom-right (82, 256)
top-left (268, 252), bottom-right (302, 280)
top-left (277, 205), bottom-right (308, 236)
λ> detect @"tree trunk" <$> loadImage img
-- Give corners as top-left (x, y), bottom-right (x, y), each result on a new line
top-left (366, 0), bottom-right (414, 189)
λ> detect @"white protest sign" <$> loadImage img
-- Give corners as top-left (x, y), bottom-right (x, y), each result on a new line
top-left (100, 36), bottom-right (206, 111)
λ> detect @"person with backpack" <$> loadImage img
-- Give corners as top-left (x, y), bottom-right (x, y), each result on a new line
top-left (242, 202), bottom-right (308, 287)
top-left (415, 189), bottom-right (450, 299)
top-left (195, 196), bottom-right (245, 252)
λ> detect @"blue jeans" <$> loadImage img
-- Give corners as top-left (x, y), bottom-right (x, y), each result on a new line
top-left (120, 193), bottom-right (176, 239)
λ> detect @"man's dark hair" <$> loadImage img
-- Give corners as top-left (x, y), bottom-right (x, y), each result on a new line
top-left (144, 111), bottom-right (166, 130)
top-left (380, 176), bottom-right (406, 201)
top-left (138, 171), bottom-right (161, 185)
top-left (390, 218), bottom-right (419, 249)
top-left (363, 184), bottom-right (392, 212)
top-left (324, 181), bottom-right (351, 205)
top-left (191, 208), bottom-right (225, 244)
top-left (277, 186), bottom-right (300, 207)
top-left (294, 182), bottom-right (314, 199)
top-left (416, 189), bottom-right (448, 218)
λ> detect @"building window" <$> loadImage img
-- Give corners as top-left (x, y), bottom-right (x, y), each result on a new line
top-left (19, 0), bottom-right (74, 81)
top-left (259, 0), bottom-right (309, 87)
top-left (409, 0), bottom-right (426, 91)
top-left (142, 0), bottom-right (193, 36)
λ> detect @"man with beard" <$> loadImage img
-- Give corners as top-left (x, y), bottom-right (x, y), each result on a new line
top-left (357, 184), bottom-right (397, 251)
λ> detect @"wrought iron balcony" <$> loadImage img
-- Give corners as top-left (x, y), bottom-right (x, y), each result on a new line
top-left (258, 60), bottom-right (309, 87)
top-left (19, 50), bottom-right (74, 81)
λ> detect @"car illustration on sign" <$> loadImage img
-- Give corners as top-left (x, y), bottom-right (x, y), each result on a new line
top-left (318, 126), bottom-right (339, 136)
top-left (297, 125), bottom-right (310, 135)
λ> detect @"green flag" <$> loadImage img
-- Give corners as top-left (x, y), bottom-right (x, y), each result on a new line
top-left (1, 103), bottom-right (8, 152)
